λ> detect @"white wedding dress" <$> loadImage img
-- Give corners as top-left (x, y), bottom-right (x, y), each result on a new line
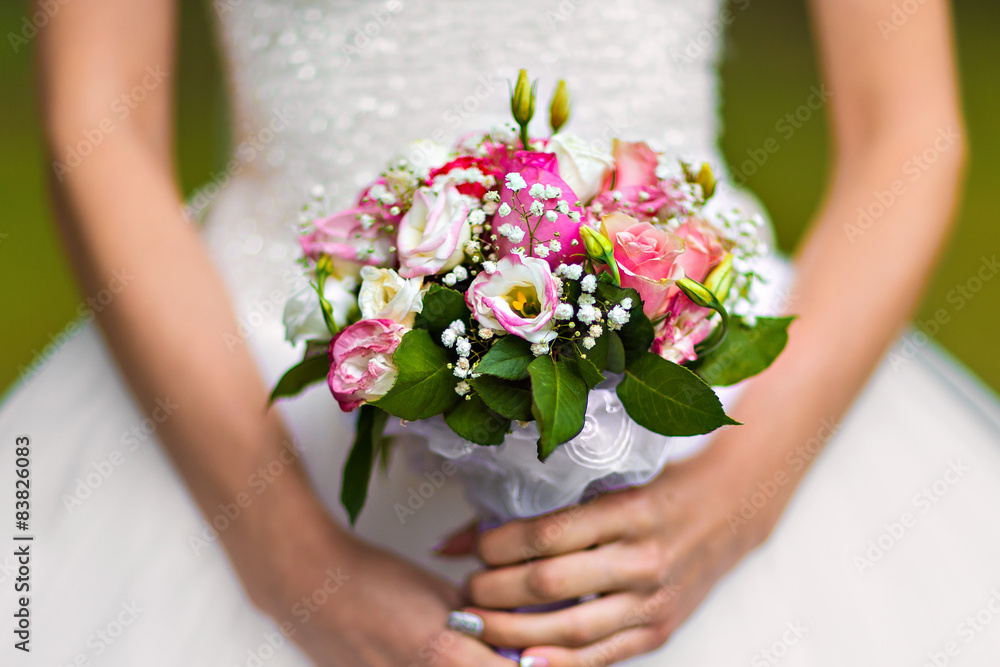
top-left (4, 0), bottom-right (1000, 664)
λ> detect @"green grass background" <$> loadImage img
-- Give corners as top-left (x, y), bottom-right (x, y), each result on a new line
top-left (1, 0), bottom-right (998, 395)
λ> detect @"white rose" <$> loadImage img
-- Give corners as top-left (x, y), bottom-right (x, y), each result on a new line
top-left (358, 266), bottom-right (425, 326)
top-left (547, 132), bottom-right (615, 204)
top-left (397, 185), bottom-right (472, 278)
top-left (399, 139), bottom-right (452, 177)
top-left (282, 277), bottom-right (356, 345)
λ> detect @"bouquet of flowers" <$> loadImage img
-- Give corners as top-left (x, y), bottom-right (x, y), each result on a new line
top-left (271, 71), bottom-right (792, 529)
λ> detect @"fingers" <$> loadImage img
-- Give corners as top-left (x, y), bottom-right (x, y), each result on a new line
top-left (522, 626), bottom-right (670, 667)
top-left (468, 541), bottom-right (664, 608)
top-left (455, 592), bottom-right (648, 649)
top-left (422, 627), bottom-right (520, 666)
top-left (478, 490), bottom-right (658, 567)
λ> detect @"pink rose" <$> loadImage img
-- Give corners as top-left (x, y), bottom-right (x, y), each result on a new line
top-left (674, 219), bottom-right (727, 283)
top-left (397, 185), bottom-right (472, 278)
top-left (492, 151), bottom-right (587, 269)
top-left (299, 180), bottom-right (400, 266)
top-left (601, 212), bottom-right (685, 318)
top-left (327, 319), bottom-right (405, 412)
top-left (601, 140), bottom-right (659, 192)
top-left (466, 254), bottom-right (559, 344)
top-left (651, 292), bottom-right (715, 364)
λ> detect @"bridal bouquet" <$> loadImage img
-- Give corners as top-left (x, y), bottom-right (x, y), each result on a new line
top-left (272, 71), bottom-right (792, 527)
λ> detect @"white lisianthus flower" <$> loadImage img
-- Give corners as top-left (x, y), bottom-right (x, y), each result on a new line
top-left (358, 266), bottom-right (425, 327)
top-left (547, 132), bottom-right (615, 203)
top-left (397, 185), bottom-right (472, 278)
top-left (282, 276), bottom-right (357, 345)
top-left (466, 254), bottom-right (559, 344)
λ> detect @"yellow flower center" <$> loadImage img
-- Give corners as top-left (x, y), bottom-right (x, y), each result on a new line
top-left (508, 287), bottom-right (540, 318)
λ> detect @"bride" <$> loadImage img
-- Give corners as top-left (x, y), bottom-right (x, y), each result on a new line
top-left (4, 0), bottom-right (999, 665)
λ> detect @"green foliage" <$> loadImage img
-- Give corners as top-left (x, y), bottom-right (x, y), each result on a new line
top-left (694, 316), bottom-right (795, 386)
top-left (444, 394), bottom-right (510, 446)
top-left (617, 352), bottom-right (739, 436)
top-left (374, 329), bottom-right (459, 420)
top-left (471, 374), bottom-right (533, 421)
top-left (528, 356), bottom-right (588, 460)
top-left (475, 335), bottom-right (533, 380)
top-left (340, 405), bottom-right (389, 526)
top-left (268, 353), bottom-right (328, 404)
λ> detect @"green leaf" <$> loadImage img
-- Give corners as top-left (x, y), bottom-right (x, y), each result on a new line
top-left (373, 329), bottom-right (459, 420)
top-left (470, 374), bottom-right (533, 422)
top-left (569, 345), bottom-right (605, 389)
top-left (595, 282), bottom-right (654, 364)
top-left (269, 353), bottom-right (329, 404)
top-left (341, 405), bottom-right (390, 526)
top-left (617, 352), bottom-right (739, 437)
top-left (528, 356), bottom-right (588, 460)
top-left (414, 285), bottom-right (471, 338)
top-left (444, 394), bottom-right (511, 446)
top-left (606, 332), bottom-right (626, 373)
top-left (475, 335), bottom-right (533, 380)
top-left (693, 316), bottom-right (795, 387)
top-left (584, 326), bottom-right (611, 371)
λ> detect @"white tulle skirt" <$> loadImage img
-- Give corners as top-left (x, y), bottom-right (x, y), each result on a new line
top-left (3, 261), bottom-right (1000, 665)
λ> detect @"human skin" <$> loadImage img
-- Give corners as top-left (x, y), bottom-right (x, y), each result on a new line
top-left (36, 0), bottom-right (965, 665)
top-left (440, 0), bottom-right (967, 664)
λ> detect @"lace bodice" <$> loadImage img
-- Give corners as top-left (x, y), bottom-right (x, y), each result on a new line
top-left (203, 0), bottom-right (729, 307)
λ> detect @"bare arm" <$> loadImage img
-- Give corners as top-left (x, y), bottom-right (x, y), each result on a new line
top-left (37, 1), bottom-right (510, 663)
top-left (37, 0), bottom-right (327, 602)
top-left (456, 2), bottom-right (968, 662)
top-left (708, 0), bottom-right (966, 535)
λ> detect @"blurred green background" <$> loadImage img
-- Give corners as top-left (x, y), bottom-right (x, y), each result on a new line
top-left (1, 0), bottom-right (998, 396)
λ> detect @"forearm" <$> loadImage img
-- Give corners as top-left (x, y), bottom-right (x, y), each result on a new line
top-left (45, 121), bottom-right (346, 605)
top-left (702, 122), bottom-right (966, 540)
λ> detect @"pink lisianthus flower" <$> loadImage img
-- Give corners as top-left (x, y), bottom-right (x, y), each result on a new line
top-left (326, 319), bottom-right (406, 412)
top-left (674, 218), bottom-right (728, 283)
top-left (396, 184), bottom-right (472, 278)
top-left (491, 151), bottom-right (587, 269)
top-left (601, 212), bottom-right (686, 319)
top-left (299, 179), bottom-right (400, 266)
top-left (466, 254), bottom-right (559, 344)
top-left (651, 292), bottom-right (716, 364)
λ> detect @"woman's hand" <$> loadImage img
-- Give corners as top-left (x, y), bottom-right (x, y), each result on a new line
top-left (438, 447), bottom-right (773, 666)
top-left (240, 478), bottom-right (512, 667)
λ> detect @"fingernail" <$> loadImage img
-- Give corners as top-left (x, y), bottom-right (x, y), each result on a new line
top-left (447, 611), bottom-right (484, 637)
top-left (521, 657), bottom-right (550, 667)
